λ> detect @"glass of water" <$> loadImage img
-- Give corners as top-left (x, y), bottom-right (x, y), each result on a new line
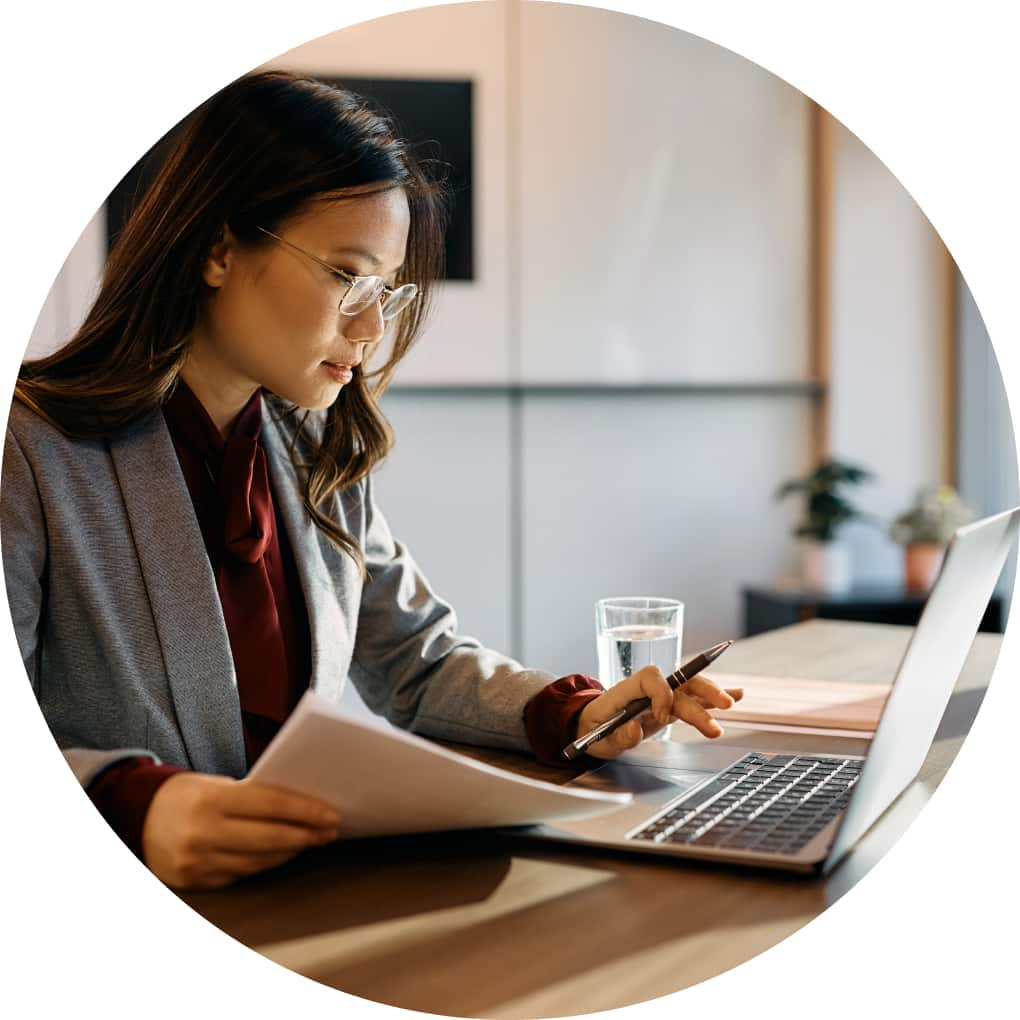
top-left (595, 596), bottom-right (684, 741)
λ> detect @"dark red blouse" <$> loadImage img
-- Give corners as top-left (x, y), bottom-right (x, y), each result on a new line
top-left (162, 378), bottom-right (311, 764)
top-left (88, 380), bottom-right (604, 859)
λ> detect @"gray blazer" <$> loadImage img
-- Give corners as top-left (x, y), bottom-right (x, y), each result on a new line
top-left (1, 396), bottom-right (555, 788)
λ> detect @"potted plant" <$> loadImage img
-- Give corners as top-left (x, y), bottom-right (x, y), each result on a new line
top-left (891, 485), bottom-right (976, 593)
top-left (776, 459), bottom-right (875, 594)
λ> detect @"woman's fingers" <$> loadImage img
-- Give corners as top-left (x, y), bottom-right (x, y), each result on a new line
top-left (223, 779), bottom-right (341, 831)
top-left (143, 773), bottom-right (341, 891)
top-left (586, 718), bottom-right (644, 759)
top-left (580, 667), bottom-right (748, 756)
top-left (687, 688), bottom-right (745, 711)
top-left (210, 816), bottom-right (340, 855)
top-left (633, 666), bottom-right (676, 724)
top-left (591, 665), bottom-right (674, 726)
top-left (671, 689), bottom-right (724, 738)
top-left (682, 674), bottom-right (741, 709)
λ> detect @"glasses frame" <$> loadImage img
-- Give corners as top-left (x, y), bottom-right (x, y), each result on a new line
top-left (255, 226), bottom-right (418, 321)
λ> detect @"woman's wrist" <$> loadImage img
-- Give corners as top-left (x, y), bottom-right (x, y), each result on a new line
top-left (523, 674), bottom-right (605, 767)
top-left (87, 758), bottom-right (188, 861)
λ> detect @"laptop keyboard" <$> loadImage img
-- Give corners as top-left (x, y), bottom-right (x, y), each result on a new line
top-left (629, 753), bottom-right (862, 855)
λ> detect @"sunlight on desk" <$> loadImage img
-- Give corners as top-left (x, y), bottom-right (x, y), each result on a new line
top-left (255, 856), bottom-right (613, 979)
top-left (488, 910), bottom-right (814, 1019)
top-left (175, 622), bottom-right (1002, 1018)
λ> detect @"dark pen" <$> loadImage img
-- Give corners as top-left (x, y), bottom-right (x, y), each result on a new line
top-left (561, 640), bottom-right (735, 761)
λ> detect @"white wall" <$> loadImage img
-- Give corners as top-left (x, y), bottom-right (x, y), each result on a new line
top-left (274, 2), bottom-right (818, 671)
top-left (828, 120), bottom-right (945, 583)
top-left (372, 392), bottom-right (515, 654)
top-left (18, 2), bottom-right (1006, 689)
top-left (519, 1), bottom-right (810, 384)
top-left (958, 271), bottom-right (1018, 611)
top-left (510, 3), bottom-right (814, 666)
top-left (26, 206), bottom-right (105, 360)
top-left (520, 395), bottom-right (811, 674)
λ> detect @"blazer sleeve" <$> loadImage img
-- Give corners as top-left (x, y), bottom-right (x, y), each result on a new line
top-left (1, 423), bottom-right (160, 788)
top-left (348, 474), bottom-right (556, 752)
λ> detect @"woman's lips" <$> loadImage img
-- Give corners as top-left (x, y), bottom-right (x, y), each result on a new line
top-left (323, 362), bottom-right (354, 384)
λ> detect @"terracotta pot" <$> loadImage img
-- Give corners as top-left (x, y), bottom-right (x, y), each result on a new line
top-left (799, 540), bottom-right (852, 594)
top-left (903, 543), bottom-right (945, 594)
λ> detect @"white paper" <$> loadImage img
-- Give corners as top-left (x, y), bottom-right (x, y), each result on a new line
top-left (720, 719), bottom-right (876, 739)
top-left (247, 690), bottom-right (632, 838)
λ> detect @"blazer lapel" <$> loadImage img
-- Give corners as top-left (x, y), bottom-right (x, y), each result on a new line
top-left (261, 405), bottom-right (356, 706)
top-left (108, 410), bottom-right (247, 777)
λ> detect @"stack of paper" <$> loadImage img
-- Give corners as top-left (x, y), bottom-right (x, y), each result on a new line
top-left (704, 673), bottom-right (891, 736)
top-left (248, 691), bottom-right (632, 838)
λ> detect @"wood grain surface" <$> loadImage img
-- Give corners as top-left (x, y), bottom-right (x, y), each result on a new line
top-left (177, 620), bottom-right (1003, 1018)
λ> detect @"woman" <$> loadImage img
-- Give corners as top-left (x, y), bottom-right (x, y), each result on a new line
top-left (1, 70), bottom-right (741, 890)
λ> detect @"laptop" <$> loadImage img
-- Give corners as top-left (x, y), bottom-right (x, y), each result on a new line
top-left (518, 507), bottom-right (1018, 875)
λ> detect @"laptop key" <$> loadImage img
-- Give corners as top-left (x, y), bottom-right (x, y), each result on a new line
top-left (680, 777), bottom-right (742, 805)
top-left (691, 831), bottom-right (731, 847)
top-left (633, 750), bottom-right (861, 850)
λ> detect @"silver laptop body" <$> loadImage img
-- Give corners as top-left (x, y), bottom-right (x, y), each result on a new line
top-left (521, 507), bottom-right (1018, 875)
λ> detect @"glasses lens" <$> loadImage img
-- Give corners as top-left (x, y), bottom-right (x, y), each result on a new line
top-left (381, 285), bottom-right (418, 322)
top-left (339, 276), bottom-right (386, 315)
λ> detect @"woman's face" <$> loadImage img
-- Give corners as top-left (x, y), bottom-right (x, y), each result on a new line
top-left (193, 185), bottom-right (410, 412)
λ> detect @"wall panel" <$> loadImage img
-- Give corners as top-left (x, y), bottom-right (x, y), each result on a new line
top-left (520, 394), bottom-right (812, 677)
top-left (372, 391), bottom-right (515, 655)
top-left (518, 3), bottom-right (811, 384)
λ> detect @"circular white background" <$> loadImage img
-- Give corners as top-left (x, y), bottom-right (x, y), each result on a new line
top-left (1, 2), bottom-right (1016, 1018)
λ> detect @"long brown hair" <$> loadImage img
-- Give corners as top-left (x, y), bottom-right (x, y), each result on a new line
top-left (16, 70), bottom-right (450, 574)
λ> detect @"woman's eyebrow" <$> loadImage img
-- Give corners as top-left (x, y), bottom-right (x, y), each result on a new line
top-left (330, 245), bottom-right (381, 266)
top-left (329, 246), bottom-right (405, 276)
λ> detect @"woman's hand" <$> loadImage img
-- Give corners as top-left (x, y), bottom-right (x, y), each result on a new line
top-left (574, 666), bottom-right (744, 760)
top-left (141, 773), bottom-right (342, 890)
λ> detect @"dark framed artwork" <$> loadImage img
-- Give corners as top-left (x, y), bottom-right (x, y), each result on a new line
top-left (105, 76), bottom-right (474, 281)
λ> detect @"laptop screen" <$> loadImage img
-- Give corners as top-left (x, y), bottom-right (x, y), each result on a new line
top-left (824, 507), bottom-right (1018, 873)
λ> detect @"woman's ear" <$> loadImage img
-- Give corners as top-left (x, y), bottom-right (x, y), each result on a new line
top-left (201, 225), bottom-right (237, 288)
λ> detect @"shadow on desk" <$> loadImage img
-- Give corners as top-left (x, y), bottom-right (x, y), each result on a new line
top-left (180, 826), bottom-right (829, 1018)
top-left (173, 622), bottom-right (1002, 1018)
top-left (183, 830), bottom-right (516, 944)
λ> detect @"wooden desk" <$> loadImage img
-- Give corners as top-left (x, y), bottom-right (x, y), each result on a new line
top-left (178, 621), bottom-right (1002, 1018)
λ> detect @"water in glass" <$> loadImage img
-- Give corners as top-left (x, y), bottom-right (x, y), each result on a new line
top-left (596, 623), bottom-right (680, 688)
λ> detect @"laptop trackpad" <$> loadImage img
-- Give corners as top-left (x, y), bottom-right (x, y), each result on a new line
top-left (538, 744), bottom-right (750, 841)
top-left (568, 741), bottom-right (751, 794)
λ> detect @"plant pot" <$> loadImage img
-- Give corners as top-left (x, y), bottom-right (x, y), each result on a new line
top-left (903, 543), bottom-right (945, 594)
top-left (799, 540), bottom-right (852, 594)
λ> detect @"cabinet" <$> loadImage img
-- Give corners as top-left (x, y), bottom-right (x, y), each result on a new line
top-left (743, 585), bottom-right (1005, 637)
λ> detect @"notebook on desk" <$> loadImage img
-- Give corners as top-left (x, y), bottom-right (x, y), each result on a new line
top-left (703, 674), bottom-right (890, 733)
top-left (516, 507), bottom-right (1017, 875)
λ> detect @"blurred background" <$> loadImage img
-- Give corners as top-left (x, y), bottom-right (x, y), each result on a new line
top-left (25, 1), bottom-right (1017, 685)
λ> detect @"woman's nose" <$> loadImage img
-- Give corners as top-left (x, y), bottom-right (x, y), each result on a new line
top-left (340, 299), bottom-right (385, 345)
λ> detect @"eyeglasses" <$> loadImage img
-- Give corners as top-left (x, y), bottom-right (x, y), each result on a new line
top-left (255, 226), bottom-right (418, 322)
